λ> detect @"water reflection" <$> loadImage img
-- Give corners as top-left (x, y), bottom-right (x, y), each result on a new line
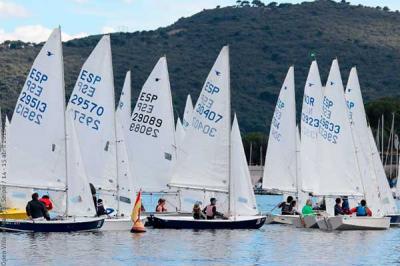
top-left (1, 196), bottom-right (399, 265)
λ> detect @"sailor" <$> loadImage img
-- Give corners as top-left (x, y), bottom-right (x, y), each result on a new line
top-left (290, 200), bottom-right (300, 215)
top-left (39, 195), bottom-right (53, 211)
top-left (203, 198), bottom-right (224, 219)
top-left (342, 197), bottom-right (350, 214)
top-left (350, 199), bottom-right (372, 217)
top-left (278, 196), bottom-right (293, 215)
top-left (334, 198), bottom-right (345, 216)
top-left (156, 198), bottom-right (167, 213)
top-left (26, 193), bottom-right (50, 221)
top-left (192, 202), bottom-right (206, 220)
top-left (96, 199), bottom-right (106, 216)
top-left (301, 199), bottom-right (316, 216)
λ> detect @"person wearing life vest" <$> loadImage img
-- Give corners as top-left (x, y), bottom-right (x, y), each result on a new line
top-left (342, 197), bottom-right (351, 214)
top-left (202, 198), bottom-right (224, 219)
top-left (156, 198), bottom-right (167, 213)
top-left (334, 198), bottom-right (345, 216)
top-left (302, 199), bottom-right (316, 217)
top-left (39, 195), bottom-right (53, 211)
top-left (350, 199), bottom-right (372, 217)
top-left (278, 196), bottom-right (293, 215)
top-left (193, 202), bottom-right (206, 220)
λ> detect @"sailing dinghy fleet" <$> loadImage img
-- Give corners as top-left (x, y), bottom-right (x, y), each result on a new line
top-left (263, 59), bottom-right (398, 230)
top-left (0, 27), bottom-right (397, 232)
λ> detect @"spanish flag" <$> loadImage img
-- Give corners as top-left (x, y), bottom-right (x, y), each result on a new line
top-left (130, 190), bottom-right (146, 233)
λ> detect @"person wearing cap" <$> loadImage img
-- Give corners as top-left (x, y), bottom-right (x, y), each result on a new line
top-left (202, 198), bottom-right (224, 219)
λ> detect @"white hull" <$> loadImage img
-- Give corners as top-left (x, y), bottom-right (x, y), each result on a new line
top-left (293, 215), bottom-right (320, 228)
top-left (265, 214), bottom-right (298, 225)
top-left (326, 216), bottom-right (390, 230)
top-left (100, 217), bottom-right (146, 231)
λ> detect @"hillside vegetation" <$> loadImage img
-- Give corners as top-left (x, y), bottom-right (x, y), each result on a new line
top-left (1, 0), bottom-right (400, 158)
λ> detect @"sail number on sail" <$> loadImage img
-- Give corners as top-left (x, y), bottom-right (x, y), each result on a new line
top-left (15, 68), bottom-right (48, 125)
top-left (69, 70), bottom-right (103, 131)
top-left (301, 95), bottom-right (319, 139)
top-left (129, 92), bottom-right (162, 138)
top-left (319, 96), bottom-right (341, 144)
top-left (193, 82), bottom-right (223, 137)
top-left (270, 98), bottom-right (284, 141)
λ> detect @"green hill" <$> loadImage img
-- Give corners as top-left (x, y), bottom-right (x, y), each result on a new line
top-left (1, 0), bottom-right (400, 137)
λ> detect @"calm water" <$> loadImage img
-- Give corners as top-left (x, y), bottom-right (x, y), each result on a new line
top-left (2, 195), bottom-right (400, 266)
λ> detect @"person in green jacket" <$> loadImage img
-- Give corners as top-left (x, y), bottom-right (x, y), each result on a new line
top-left (302, 199), bottom-right (316, 216)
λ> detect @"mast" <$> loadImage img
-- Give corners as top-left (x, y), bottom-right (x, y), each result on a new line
top-left (227, 46), bottom-right (233, 218)
top-left (382, 115), bottom-right (384, 162)
top-left (60, 26), bottom-right (70, 217)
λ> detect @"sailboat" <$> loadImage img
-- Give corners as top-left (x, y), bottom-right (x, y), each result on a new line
top-left (315, 61), bottom-right (389, 230)
top-left (152, 46), bottom-right (265, 229)
top-left (262, 67), bottom-right (299, 225)
top-left (0, 28), bottom-right (103, 232)
top-left (127, 57), bottom-right (180, 212)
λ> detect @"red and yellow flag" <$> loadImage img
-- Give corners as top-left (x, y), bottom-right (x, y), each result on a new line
top-left (131, 190), bottom-right (142, 223)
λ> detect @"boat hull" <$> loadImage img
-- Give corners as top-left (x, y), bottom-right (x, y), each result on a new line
top-left (385, 214), bottom-right (400, 226)
top-left (101, 217), bottom-right (146, 231)
top-left (0, 218), bottom-right (104, 232)
top-left (293, 215), bottom-right (320, 228)
top-left (151, 215), bottom-right (266, 229)
top-left (326, 216), bottom-right (390, 230)
top-left (265, 214), bottom-right (298, 225)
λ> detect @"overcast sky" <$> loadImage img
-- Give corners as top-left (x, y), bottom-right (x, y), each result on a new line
top-left (0, 0), bottom-right (398, 43)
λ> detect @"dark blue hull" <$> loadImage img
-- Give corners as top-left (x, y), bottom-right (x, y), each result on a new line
top-left (0, 218), bottom-right (104, 232)
top-left (386, 214), bottom-right (400, 226)
top-left (151, 216), bottom-right (266, 229)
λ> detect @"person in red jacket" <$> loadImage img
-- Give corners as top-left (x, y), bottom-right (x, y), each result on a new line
top-left (350, 199), bottom-right (372, 216)
top-left (39, 195), bottom-right (53, 211)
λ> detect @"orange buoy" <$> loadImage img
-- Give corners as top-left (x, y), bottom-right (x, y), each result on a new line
top-left (130, 219), bottom-right (146, 233)
top-left (130, 190), bottom-right (146, 233)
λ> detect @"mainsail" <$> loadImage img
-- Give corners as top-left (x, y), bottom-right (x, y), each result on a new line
top-left (66, 35), bottom-right (118, 197)
top-left (182, 94), bottom-right (193, 131)
top-left (170, 46), bottom-right (230, 192)
top-left (116, 71), bottom-right (135, 215)
top-left (300, 61), bottom-right (323, 193)
top-left (7, 28), bottom-right (66, 196)
top-left (128, 57), bottom-right (176, 192)
top-left (263, 66), bottom-right (297, 193)
top-left (316, 59), bottom-right (363, 197)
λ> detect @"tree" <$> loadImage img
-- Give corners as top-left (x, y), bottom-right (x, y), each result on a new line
top-left (241, 1), bottom-right (250, 7)
top-left (267, 2), bottom-right (277, 8)
top-left (252, 0), bottom-right (265, 7)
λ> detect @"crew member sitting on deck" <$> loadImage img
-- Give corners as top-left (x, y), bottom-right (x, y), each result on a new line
top-left (193, 202), bottom-right (206, 220)
top-left (278, 196), bottom-right (294, 215)
top-left (96, 199), bottom-right (106, 216)
top-left (342, 197), bottom-right (351, 214)
top-left (350, 199), bottom-right (372, 216)
top-left (203, 198), bottom-right (224, 219)
top-left (302, 199), bottom-right (316, 216)
top-left (290, 200), bottom-right (300, 215)
top-left (39, 195), bottom-right (53, 211)
top-left (26, 193), bottom-right (50, 221)
top-left (156, 198), bottom-right (167, 213)
top-left (334, 198), bottom-right (345, 216)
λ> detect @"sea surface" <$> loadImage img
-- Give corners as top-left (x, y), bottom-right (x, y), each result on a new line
top-left (2, 195), bottom-right (400, 266)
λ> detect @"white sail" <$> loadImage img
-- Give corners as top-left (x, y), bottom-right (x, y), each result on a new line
top-left (7, 28), bottom-right (66, 191)
top-left (66, 35), bottom-right (117, 195)
top-left (367, 126), bottom-right (397, 215)
top-left (116, 71), bottom-right (135, 216)
top-left (345, 67), bottom-right (382, 215)
top-left (170, 46), bottom-right (230, 192)
top-left (66, 112), bottom-right (96, 217)
top-left (300, 61), bottom-right (323, 193)
top-left (0, 108), bottom-right (2, 148)
top-left (263, 66), bottom-right (297, 193)
top-left (128, 57), bottom-right (176, 192)
top-left (316, 59), bottom-right (363, 197)
top-left (230, 114), bottom-right (258, 216)
top-left (175, 117), bottom-right (186, 159)
top-left (182, 94), bottom-right (193, 131)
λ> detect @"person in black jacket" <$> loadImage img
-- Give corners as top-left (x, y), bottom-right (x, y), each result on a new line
top-left (26, 193), bottom-right (50, 220)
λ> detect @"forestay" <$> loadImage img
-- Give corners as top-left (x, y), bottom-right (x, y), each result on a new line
top-left (116, 71), bottom-right (135, 215)
top-left (316, 59), bottom-right (363, 197)
top-left (230, 115), bottom-right (258, 216)
top-left (300, 61), bottom-right (323, 193)
top-left (170, 46), bottom-right (230, 192)
top-left (66, 35), bottom-right (117, 192)
top-left (128, 57), bottom-right (176, 192)
top-left (263, 67), bottom-right (297, 193)
top-left (7, 28), bottom-right (66, 192)
top-left (345, 67), bottom-right (382, 215)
